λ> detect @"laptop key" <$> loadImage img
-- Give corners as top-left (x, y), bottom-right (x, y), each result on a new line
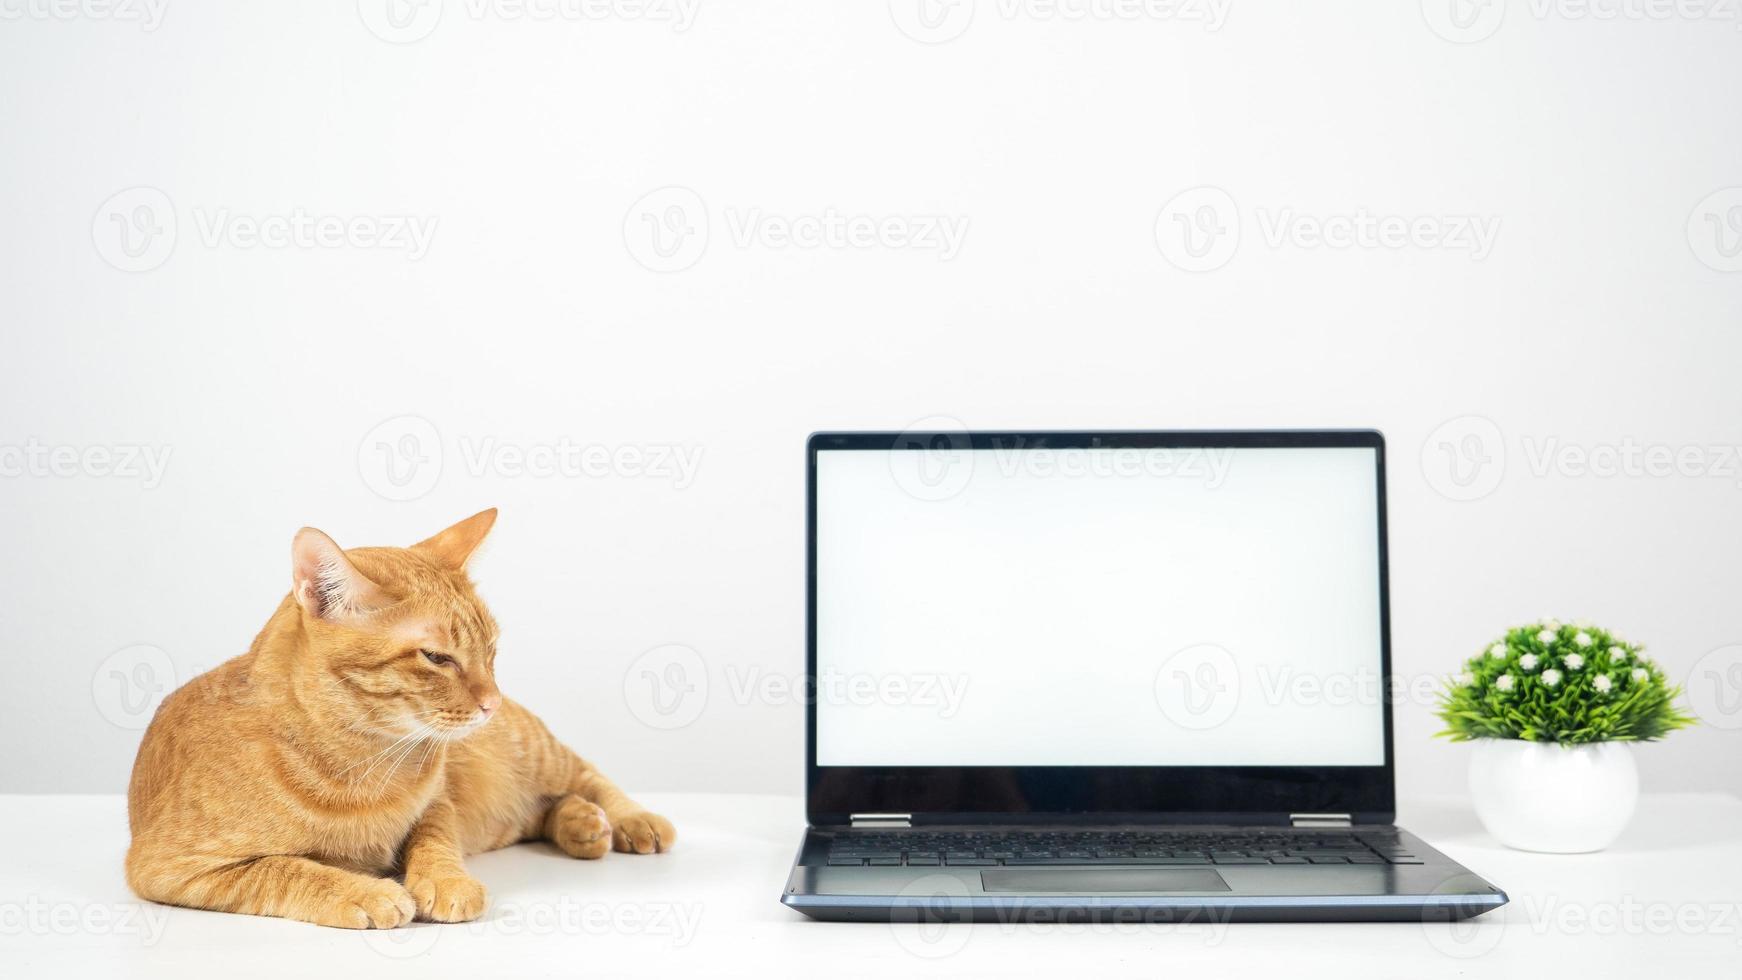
top-left (1268, 856), bottom-right (1309, 864)
top-left (907, 856), bottom-right (940, 866)
top-left (827, 856), bottom-right (864, 866)
top-left (945, 857), bottom-right (996, 866)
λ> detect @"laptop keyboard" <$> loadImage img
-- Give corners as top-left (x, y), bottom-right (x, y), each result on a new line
top-left (825, 829), bottom-right (1422, 867)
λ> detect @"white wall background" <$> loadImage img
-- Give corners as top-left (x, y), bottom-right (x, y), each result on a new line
top-left (2, 1), bottom-right (1739, 801)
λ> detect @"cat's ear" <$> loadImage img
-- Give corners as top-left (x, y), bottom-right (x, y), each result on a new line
top-left (413, 507), bottom-right (498, 570)
top-left (291, 528), bottom-right (388, 622)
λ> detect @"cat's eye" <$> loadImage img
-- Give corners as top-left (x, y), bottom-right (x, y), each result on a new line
top-left (421, 650), bottom-right (453, 667)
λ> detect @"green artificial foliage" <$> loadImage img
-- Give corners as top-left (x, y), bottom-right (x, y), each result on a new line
top-left (1436, 620), bottom-right (1696, 744)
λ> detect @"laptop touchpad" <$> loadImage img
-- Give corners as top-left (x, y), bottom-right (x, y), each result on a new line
top-left (982, 869), bottom-right (1231, 894)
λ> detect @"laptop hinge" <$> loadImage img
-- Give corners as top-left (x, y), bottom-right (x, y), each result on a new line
top-left (850, 813), bottom-right (912, 829)
top-left (1290, 812), bottom-right (1353, 828)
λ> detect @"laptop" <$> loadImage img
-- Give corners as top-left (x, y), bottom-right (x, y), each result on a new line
top-left (781, 429), bottom-right (1507, 923)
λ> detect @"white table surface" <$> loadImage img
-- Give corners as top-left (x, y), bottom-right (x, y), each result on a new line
top-left (3, 791), bottom-right (1739, 978)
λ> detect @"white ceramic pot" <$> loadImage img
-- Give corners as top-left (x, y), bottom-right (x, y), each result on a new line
top-left (1467, 739), bottom-right (1639, 853)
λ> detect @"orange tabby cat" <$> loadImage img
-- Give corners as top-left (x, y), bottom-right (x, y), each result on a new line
top-left (126, 509), bottom-right (674, 928)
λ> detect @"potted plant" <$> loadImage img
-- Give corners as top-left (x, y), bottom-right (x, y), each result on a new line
top-left (1436, 619), bottom-right (1695, 853)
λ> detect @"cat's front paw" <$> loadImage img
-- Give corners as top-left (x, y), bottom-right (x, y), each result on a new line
top-left (549, 795), bottom-right (613, 859)
top-left (612, 810), bottom-right (676, 854)
top-left (407, 871), bottom-right (488, 923)
top-left (312, 877), bottom-right (416, 930)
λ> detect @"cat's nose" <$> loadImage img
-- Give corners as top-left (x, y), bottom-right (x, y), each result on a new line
top-left (477, 692), bottom-right (502, 717)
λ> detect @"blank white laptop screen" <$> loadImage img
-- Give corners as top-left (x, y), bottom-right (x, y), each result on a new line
top-left (814, 444), bottom-right (1386, 768)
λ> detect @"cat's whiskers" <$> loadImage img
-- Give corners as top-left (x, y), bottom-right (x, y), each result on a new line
top-left (371, 720), bottom-right (439, 796)
top-left (344, 705), bottom-right (439, 737)
top-left (334, 711), bottom-right (444, 780)
top-left (413, 733), bottom-right (442, 774)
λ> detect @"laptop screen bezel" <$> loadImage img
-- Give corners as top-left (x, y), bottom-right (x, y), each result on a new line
top-left (805, 429), bottom-right (1397, 826)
